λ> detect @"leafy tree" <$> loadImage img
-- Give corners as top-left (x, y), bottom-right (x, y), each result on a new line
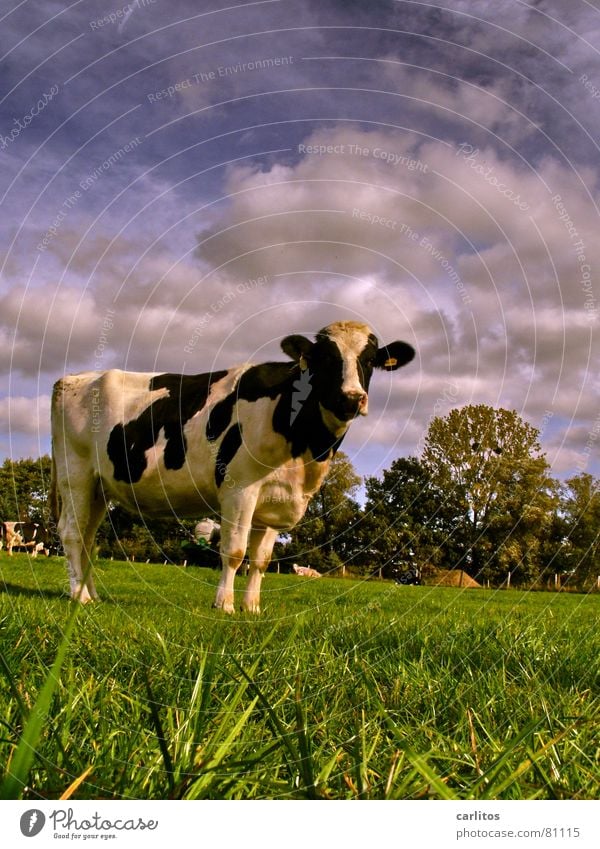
top-left (0, 456), bottom-right (52, 523)
top-left (558, 473), bottom-right (600, 587)
top-left (359, 456), bottom-right (459, 574)
top-left (422, 405), bottom-right (555, 584)
top-left (96, 504), bottom-right (195, 562)
top-left (285, 451), bottom-right (362, 572)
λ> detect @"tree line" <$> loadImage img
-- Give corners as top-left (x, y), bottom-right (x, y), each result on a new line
top-left (1, 405), bottom-right (598, 588)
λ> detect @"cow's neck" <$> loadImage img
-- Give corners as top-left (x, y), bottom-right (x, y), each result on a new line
top-left (274, 391), bottom-right (347, 462)
top-left (318, 404), bottom-right (352, 440)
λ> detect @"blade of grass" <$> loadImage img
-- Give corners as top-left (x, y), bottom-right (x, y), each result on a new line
top-left (404, 750), bottom-right (459, 800)
top-left (142, 671), bottom-right (175, 795)
top-left (0, 601), bottom-right (81, 799)
top-left (470, 718), bottom-right (544, 797)
top-left (294, 673), bottom-right (316, 796)
top-left (59, 765), bottom-right (94, 800)
top-left (489, 729), bottom-right (570, 798)
top-left (0, 648), bottom-right (29, 722)
top-left (183, 696), bottom-right (259, 799)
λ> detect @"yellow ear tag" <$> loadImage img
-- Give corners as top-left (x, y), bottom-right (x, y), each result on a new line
top-left (384, 357), bottom-right (398, 368)
top-left (299, 355), bottom-right (308, 371)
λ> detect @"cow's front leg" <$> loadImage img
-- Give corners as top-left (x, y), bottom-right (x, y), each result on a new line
top-left (242, 526), bottom-right (278, 614)
top-left (213, 547), bottom-right (246, 613)
top-left (213, 495), bottom-right (256, 613)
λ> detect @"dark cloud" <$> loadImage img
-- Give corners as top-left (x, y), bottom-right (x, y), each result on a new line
top-left (1, 0), bottom-right (599, 478)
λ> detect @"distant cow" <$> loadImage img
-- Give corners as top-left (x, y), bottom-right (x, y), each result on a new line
top-left (292, 563), bottom-right (321, 578)
top-left (0, 521), bottom-right (52, 556)
top-left (51, 320), bottom-right (414, 611)
top-left (194, 518), bottom-right (221, 546)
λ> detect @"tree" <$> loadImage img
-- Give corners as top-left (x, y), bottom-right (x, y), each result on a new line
top-left (558, 473), bottom-right (600, 587)
top-left (95, 504), bottom-right (196, 562)
top-left (359, 456), bottom-right (459, 574)
top-left (284, 451), bottom-right (362, 572)
top-left (422, 405), bottom-right (555, 584)
top-left (0, 456), bottom-right (52, 523)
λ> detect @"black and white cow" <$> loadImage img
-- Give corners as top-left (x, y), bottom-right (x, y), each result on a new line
top-left (50, 321), bottom-right (414, 611)
top-left (0, 521), bottom-right (53, 556)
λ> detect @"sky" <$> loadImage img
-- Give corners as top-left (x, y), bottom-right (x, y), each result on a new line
top-left (1, 0), bottom-right (599, 485)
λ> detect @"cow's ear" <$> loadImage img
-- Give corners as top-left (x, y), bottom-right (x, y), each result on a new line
top-left (281, 334), bottom-right (314, 362)
top-left (374, 341), bottom-right (415, 371)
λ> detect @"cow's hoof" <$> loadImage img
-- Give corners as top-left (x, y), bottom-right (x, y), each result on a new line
top-left (72, 594), bottom-right (95, 605)
top-left (241, 603), bottom-right (261, 614)
top-left (71, 585), bottom-right (96, 604)
top-left (212, 601), bottom-right (235, 614)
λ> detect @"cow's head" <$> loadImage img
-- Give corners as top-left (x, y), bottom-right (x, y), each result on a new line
top-left (281, 321), bottom-right (415, 425)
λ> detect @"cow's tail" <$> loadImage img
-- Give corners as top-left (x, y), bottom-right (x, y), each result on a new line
top-left (49, 451), bottom-right (61, 525)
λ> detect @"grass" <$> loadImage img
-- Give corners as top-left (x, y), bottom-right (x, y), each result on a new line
top-left (0, 553), bottom-right (598, 799)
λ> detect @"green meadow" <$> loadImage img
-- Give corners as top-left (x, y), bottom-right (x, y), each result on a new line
top-left (0, 554), bottom-right (598, 800)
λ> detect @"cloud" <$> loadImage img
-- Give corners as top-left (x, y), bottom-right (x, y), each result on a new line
top-left (0, 395), bottom-right (51, 436)
top-left (0, 284), bottom-right (104, 377)
top-left (1, 0), bottom-right (599, 483)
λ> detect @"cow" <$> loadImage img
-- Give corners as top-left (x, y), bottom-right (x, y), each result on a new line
top-left (292, 563), bottom-right (321, 578)
top-left (0, 521), bottom-right (53, 556)
top-left (194, 518), bottom-right (221, 547)
top-left (50, 320), bottom-right (414, 611)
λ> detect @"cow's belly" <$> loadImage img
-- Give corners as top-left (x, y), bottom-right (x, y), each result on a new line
top-left (252, 483), bottom-right (310, 530)
top-left (99, 439), bottom-right (220, 518)
top-left (107, 482), bottom-right (220, 518)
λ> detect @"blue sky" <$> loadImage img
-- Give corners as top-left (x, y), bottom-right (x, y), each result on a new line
top-left (1, 0), bottom-right (599, 481)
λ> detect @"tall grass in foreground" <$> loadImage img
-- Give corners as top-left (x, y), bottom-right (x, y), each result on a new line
top-left (0, 555), bottom-right (598, 799)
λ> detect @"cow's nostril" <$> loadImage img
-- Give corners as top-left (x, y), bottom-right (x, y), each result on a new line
top-left (343, 391), bottom-right (368, 417)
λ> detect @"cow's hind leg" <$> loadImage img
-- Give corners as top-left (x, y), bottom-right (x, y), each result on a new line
top-left (242, 526), bottom-right (278, 614)
top-left (57, 478), bottom-right (107, 603)
top-left (79, 495), bottom-right (108, 601)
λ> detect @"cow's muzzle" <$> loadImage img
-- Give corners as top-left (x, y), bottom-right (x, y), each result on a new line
top-left (341, 390), bottom-right (369, 419)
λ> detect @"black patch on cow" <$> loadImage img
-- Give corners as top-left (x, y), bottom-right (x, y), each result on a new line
top-left (273, 390), bottom-right (344, 460)
top-left (206, 392), bottom-right (237, 441)
top-left (206, 360), bottom-right (346, 463)
top-left (108, 370), bottom-right (228, 483)
top-left (357, 334), bottom-right (379, 389)
top-left (20, 522), bottom-right (39, 541)
top-left (215, 423), bottom-right (243, 487)
top-left (206, 363), bottom-right (295, 442)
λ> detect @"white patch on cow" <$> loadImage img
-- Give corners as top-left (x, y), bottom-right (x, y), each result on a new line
top-left (2, 522), bottom-right (23, 556)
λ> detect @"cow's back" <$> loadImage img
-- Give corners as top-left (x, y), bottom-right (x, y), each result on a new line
top-left (53, 370), bottom-right (161, 453)
top-left (52, 367), bottom-right (247, 516)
